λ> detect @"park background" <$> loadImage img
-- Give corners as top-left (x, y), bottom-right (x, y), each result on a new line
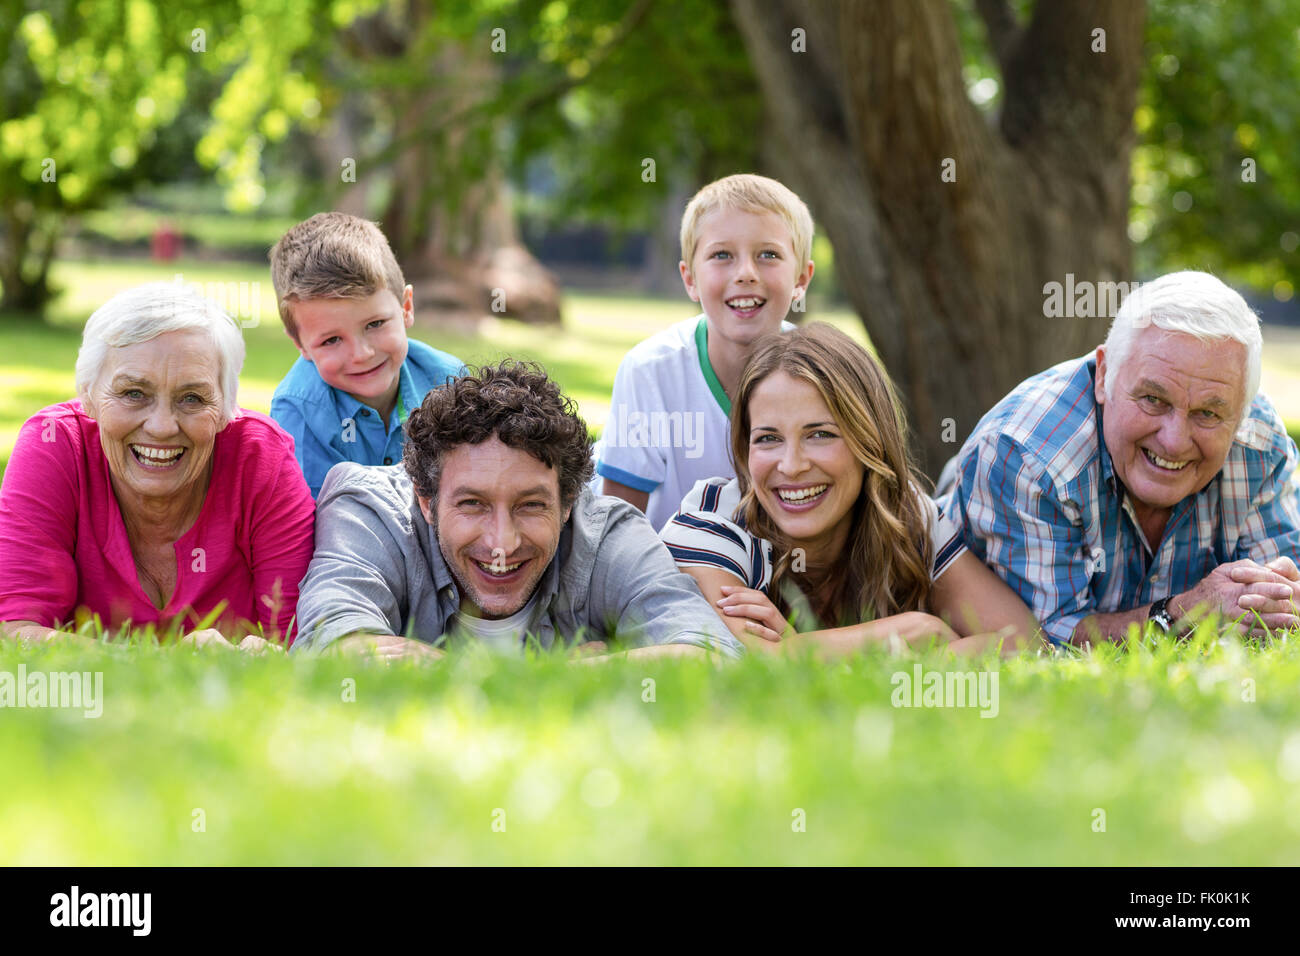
top-left (3, 0), bottom-right (1300, 867)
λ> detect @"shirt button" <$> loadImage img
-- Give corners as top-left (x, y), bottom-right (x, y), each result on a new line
top-left (360, 409), bottom-right (371, 417)
top-left (384, 457), bottom-right (392, 465)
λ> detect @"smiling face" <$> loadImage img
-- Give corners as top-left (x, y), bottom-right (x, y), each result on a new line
top-left (292, 286), bottom-right (413, 416)
top-left (745, 371), bottom-right (864, 564)
top-left (680, 207), bottom-right (813, 350)
top-left (84, 329), bottom-right (227, 505)
top-left (1095, 326), bottom-right (1247, 519)
top-left (417, 435), bottom-right (571, 620)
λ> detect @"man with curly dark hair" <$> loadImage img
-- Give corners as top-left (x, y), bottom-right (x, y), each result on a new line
top-left (292, 361), bottom-right (743, 660)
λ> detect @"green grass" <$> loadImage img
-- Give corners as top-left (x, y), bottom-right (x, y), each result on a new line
top-left (5, 257), bottom-right (1300, 864)
top-left (3, 629), bottom-right (1298, 864)
top-left (0, 257), bottom-right (867, 478)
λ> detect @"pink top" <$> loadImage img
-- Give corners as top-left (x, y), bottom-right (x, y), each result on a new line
top-left (0, 400), bottom-right (316, 644)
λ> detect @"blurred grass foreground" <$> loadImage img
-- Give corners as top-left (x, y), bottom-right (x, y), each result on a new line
top-left (2, 630), bottom-right (1299, 865)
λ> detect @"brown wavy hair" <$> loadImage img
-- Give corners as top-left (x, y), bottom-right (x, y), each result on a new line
top-left (731, 323), bottom-right (933, 626)
top-left (404, 361), bottom-right (594, 509)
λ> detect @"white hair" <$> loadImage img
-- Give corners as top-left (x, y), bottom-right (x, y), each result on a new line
top-left (75, 282), bottom-right (245, 419)
top-left (1102, 270), bottom-right (1261, 405)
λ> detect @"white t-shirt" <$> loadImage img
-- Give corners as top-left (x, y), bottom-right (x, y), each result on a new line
top-left (447, 592), bottom-right (541, 654)
top-left (593, 315), bottom-right (791, 533)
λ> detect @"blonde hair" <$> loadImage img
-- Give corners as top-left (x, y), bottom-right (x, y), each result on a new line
top-left (731, 323), bottom-right (933, 626)
top-left (680, 174), bottom-right (814, 277)
top-left (269, 212), bottom-right (407, 344)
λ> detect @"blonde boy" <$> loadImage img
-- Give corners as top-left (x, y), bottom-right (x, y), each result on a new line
top-left (595, 174), bottom-right (815, 530)
top-left (269, 213), bottom-right (464, 497)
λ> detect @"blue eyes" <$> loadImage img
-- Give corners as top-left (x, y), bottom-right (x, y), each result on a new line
top-left (709, 250), bottom-right (781, 260)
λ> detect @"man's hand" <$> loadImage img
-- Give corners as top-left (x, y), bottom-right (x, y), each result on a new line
top-left (1175, 559), bottom-right (1300, 634)
top-left (336, 633), bottom-right (446, 662)
top-left (566, 640), bottom-right (609, 659)
top-left (717, 585), bottom-right (795, 643)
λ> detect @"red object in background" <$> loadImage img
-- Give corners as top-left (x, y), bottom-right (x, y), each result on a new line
top-left (151, 222), bottom-right (180, 261)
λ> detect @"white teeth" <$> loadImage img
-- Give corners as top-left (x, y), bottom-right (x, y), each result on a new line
top-left (1144, 449), bottom-right (1188, 470)
top-left (131, 444), bottom-right (184, 464)
top-left (476, 559), bottom-right (523, 575)
top-left (777, 484), bottom-right (828, 502)
top-left (727, 297), bottom-right (764, 309)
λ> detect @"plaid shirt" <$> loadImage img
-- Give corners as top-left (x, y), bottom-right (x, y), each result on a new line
top-left (941, 354), bottom-right (1300, 646)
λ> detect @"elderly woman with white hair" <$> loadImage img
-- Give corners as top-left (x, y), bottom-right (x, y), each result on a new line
top-left (942, 269), bottom-right (1300, 649)
top-left (0, 283), bottom-right (315, 648)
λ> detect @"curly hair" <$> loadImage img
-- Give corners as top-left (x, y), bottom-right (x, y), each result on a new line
top-left (403, 360), bottom-right (594, 509)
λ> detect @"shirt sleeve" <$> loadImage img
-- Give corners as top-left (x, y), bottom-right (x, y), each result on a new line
top-left (1235, 430), bottom-right (1300, 563)
top-left (922, 491), bottom-right (968, 581)
top-left (244, 430), bottom-right (317, 645)
top-left (590, 502), bottom-right (744, 658)
top-left (269, 392), bottom-right (338, 499)
top-left (594, 355), bottom-right (667, 493)
top-left (955, 433), bottom-right (1090, 646)
top-left (660, 482), bottom-right (766, 590)
top-left (0, 412), bottom-right (81, 627)
top-left (291, 469), bottom-right (410, 652)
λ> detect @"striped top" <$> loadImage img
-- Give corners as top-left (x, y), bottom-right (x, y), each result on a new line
top-left (660, 477), bottom-right (966, 615)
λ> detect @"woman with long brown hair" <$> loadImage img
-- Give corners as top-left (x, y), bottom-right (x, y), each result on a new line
top-left (661, 322), bottom-right (1040, 655)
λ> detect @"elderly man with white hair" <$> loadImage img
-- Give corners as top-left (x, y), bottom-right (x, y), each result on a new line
top-left (943, 270), bottom-right (1300, 647)
top-left (0, 282), bottom-right (315, 648)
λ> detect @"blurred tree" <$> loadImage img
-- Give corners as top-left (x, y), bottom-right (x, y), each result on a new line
top-left (0, 1), bottom-right (193, 312)
top-left (0, 0), bottom-right (329, 318)
top-left (732, 0), bottom-right (1146, 476)
top-left (1131, 0), bottom-right (1300, 297)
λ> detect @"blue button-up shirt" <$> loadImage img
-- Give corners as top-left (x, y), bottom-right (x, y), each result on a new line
top-left (270, 338), bottom-right (464, 498)
top-left (941, 354), bottom-right (1300, 646)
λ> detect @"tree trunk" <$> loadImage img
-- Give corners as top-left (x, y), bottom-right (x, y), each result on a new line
top-left (731, 0), bottom-right (1145, 477)
top-left (0, 202), bottom-right (59, 317)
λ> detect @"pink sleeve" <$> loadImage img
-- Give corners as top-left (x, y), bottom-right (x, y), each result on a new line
top-left (245, 429), bottom-right (316, 646)
top-left (0, 411), bottom-right (82, 627)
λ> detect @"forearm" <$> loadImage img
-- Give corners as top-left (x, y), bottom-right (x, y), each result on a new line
top-left (575, 643), bottom-right (709, 663)
top-left (0, 621), bottom-right (89, 644)
top-left (1069, 605), bottom-right (1153, 647)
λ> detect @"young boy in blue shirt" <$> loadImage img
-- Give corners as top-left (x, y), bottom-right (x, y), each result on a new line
top-left (269, 212), bottom-right (464, 497)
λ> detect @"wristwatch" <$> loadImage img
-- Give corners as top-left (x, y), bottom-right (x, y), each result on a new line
top-left (1148, 596), bottom-right (1175, 635)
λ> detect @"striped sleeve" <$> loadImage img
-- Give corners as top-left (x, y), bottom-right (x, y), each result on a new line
top-left (660, 479), bottom-right (767, 590)
top-left (923, 492), bottom-right (967, 581)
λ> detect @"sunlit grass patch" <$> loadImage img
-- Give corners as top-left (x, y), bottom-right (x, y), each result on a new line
top-left (1, 628), bottom-right (1297, 865)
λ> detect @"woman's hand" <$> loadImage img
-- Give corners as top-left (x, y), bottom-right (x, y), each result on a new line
top-left (717, 585), bottom-right (795, 643)
top-left (867, 611), bottom-right (961, 649)
top-left (180, 627), bottom-right (236, 649)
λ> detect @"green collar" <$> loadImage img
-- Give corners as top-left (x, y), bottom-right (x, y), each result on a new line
top-left (694, 316), bottom-right (732, 416)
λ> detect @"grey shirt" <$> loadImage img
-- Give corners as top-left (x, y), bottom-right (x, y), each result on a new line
top-left (292, 463), bottom-right (744, 657)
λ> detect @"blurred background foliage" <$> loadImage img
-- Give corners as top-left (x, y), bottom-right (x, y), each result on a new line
top-left (4, 0), bottom-right (1292, 319)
